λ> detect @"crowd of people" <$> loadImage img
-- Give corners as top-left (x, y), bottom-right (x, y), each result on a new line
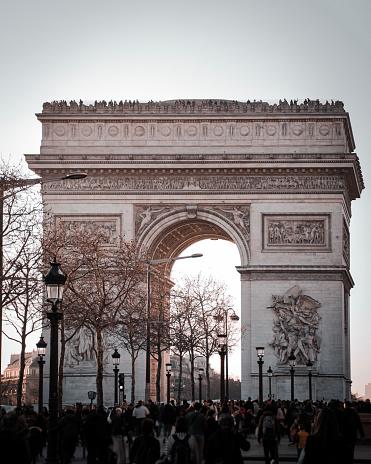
top-left (0, 397), bottom-right (369, 464)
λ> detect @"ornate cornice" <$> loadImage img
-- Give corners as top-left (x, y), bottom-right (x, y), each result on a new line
top-left (237, 265), bottom-right (354, 290)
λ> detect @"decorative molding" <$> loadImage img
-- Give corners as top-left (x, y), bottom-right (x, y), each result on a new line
top-left (343, 219), bottom-right (350, 266)
top-left (262, 214), bottom-right (331, 252)
top-left (268, 285), bottom-right (322, 365)
top-left (42, 175), bottom-right (345, 194)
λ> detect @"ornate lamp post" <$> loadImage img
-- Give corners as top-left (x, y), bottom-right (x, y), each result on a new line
top-left (198, 367), bottom-right (204, 404)
top-left (36, 335), bottom-right (47, 413)
top-left (288, 351), bottom-right (296, 402)
top-left (112, 348), bottom-right (121, 405)
top-left (213, 311), bottom-right (239, 402)
top-left (306, 360), bottom-right (313, 401)
top-left (218, 334), bottom-right (227, 406)
top-left (166, 363), bottom-right (172, 404)
top-left (256, 347), bottom-right (264, 403)
top-left (44, 257), bottom-right (66, 464)
top-left (267, 366), bottom-right (273, 399)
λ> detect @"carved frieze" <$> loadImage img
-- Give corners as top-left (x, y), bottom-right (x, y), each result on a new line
top-left (343, 219), bottom-right (350, 266)
top-left (64, 326), bottom-right (111, 368)
top-left (57, 215), bottom-right (121, 245)
top-left (262, 214), bottom-right (331, 252)
top-left (268, 285), bottom-right (322, 365)
top-left (43, 175), bottom-right (345, 194)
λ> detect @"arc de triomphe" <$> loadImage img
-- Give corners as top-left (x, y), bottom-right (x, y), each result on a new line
top-left (26, 99), bottom-right (363, 403)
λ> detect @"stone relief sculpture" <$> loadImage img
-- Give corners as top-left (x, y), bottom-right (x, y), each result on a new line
top-left (65, 327), bottom-right (95, 367)
top-left (267, 220), bottom-right (325, 245)
top-left (268, 285), bottom-right (322, 365)
top-left (62, 220), bottom-right (118, 245)
top-left (65, 327), bottom-right (111, 367)
top-left (216, 206), bottom-right (250, 239)
top-left (44, 175), bottom-right (345, 193)
top-left (136, 206), bottom-right (167, 235)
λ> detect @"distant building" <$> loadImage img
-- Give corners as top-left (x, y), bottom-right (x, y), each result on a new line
top-left (366, 383), bottom-right (371, 400)
top-left (1, 351), bottom-right (39, 405)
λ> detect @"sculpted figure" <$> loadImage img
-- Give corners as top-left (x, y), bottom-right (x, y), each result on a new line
top-left (268, 286), bottom-right (321, 364)
top-left (138, 207), bottom-right (164, 234)
top-left (219, 207), bottom-right (249, 235)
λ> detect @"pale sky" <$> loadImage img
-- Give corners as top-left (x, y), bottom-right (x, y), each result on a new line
top-left (1, 0), bottom-right (370, 397)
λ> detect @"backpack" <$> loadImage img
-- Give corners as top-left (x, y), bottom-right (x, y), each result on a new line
top-left (170, 434), bottom-right (191, 464)
top-left (262, 415), bottom-right (275, 440)
top-left (133, 436), bottom-right (157, 464)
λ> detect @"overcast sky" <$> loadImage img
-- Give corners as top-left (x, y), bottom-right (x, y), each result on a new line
top-left (1, 0), bottom-right (370, 397)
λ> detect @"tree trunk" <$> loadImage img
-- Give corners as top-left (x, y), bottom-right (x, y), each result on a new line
top-left (131, 355), bottom-right (136, 404)
top-left (96, 327), bottom-right (104, 408)
top-left (206, 355), bottom-right (211, 399)
top-left (177, 355), bottom-right (183, 403)
top-left (190, 349), bottom-right (195, 402)
top-left (16, 342), bottom-right (26, 408)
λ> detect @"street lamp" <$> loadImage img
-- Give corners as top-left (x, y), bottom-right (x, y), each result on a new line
top-left (306, 360), bottom-right (313, 401)
top-left (145, 253), bottom-right (203, 400)
top-left (218, 334), bottom-right (227, 406)
top-left (198, 368), bottom-right (204, 404)
top-left (166, 363), bottom-right (172, 404)
top-left (288, 351), bottom-right (296, 402)
top-left (267, 366), bottom-right (273, 399)
top-left (213, 310), bottom-right (239, 401)
top-left (36, 335), bottom-right (47, 413)
top-left (0, 171), bottom-right (87, 396)
top-left (256, 347), bottom-right (264, 404)
top-left (112, 348), bottom-right (121, 405)
top-left (44, 257), bottom-right (66, 464)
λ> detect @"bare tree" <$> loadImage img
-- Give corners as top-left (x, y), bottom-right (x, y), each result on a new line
top-left (1, 160), bottom-right (43, 406)
top-left (43, 221), bottom-right (147, 408)
top-left (171, 274), bottom-right (236, 399)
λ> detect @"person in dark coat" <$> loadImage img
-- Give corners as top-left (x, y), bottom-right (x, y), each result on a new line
top-left (57, 409), bottom-right (80, 464)
top-left (301, 407), bottom-right (347, 464)
top-left (83, 409), bottom-right (112, 464)
top-left (342, 401), bottom-right (365, 464)
top-left (129, 418), bottom-right (160, 464)
top-left (0, 412), bottom-right (31, 464)
top-left (257, 405), bottom-right (280, 464)
top-left (205, 413), bottom-right (250, 464)
top-left (162, 403), bottom-right (176, 440)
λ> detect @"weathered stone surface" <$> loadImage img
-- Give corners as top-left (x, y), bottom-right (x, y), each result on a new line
top-left (26, 99), bottom-right (363, 403)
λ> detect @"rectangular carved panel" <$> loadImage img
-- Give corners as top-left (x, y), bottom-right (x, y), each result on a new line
top-left (262, 214), bottom-right (331, 252)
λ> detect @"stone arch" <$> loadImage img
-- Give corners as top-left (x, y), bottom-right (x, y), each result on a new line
top-left (137, 206), bottom-right (250, 275)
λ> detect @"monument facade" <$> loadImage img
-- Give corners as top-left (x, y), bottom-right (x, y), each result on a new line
top-left (25, 99), bottom-right (364, 402)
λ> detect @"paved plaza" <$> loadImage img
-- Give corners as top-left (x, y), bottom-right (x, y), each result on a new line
top-left (41, 434), bottom-right (371, 463)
